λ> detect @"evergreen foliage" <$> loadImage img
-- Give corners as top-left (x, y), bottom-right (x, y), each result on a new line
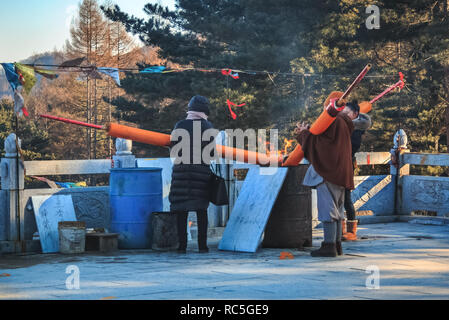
top-left (102, 0), bottom-right (449, 171)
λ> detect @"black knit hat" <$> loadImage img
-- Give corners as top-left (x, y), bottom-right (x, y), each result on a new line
top-left (346, 100), bottom-right (360, 115)
top-left (188, 95), bottom-right (210, 115)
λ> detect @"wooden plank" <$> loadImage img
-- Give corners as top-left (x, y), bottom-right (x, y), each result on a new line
top-left (218, 167), bottom-right (288, 252)
top-left (354, 152), bottom-right (391, 166)
top-left (31, 195), bottom-right (77, 253)
top-left (24, 160), bottom-right (112, 176)
top-left (402, 153), bottom-right (449, 166)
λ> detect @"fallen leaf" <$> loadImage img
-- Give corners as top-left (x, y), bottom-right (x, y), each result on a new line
top-left (279, 252), bottom-right (294, 260)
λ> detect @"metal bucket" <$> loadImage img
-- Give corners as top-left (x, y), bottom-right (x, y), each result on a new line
top-left (262, 165), bottom-right (312, 248)
top-left (110, 168), bottom-right (163, 249)
top-left (58, 221), bottom-right (86, 254)
top-left (151, 212), bottom-right (178, 251)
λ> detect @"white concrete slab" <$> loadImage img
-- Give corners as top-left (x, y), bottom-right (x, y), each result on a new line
top-left (31, 195), bottom-right (77, 253)
top-left (218, 167), bottom-right (288, 252)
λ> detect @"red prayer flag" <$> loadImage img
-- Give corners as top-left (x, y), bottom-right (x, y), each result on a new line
top-left (221, 68), bottom-right (232, 76)
top-left (226, 99), bottom-right (246, 120)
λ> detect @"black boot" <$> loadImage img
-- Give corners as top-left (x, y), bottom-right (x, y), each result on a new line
top-left (197, 210), bottom-right (209, 253)
top-left (336, 241), bottom-right (343, 256)
top-left (311, 242), bottom-right (337, 257)
top-left (176, 211), bottom-right (188, 253)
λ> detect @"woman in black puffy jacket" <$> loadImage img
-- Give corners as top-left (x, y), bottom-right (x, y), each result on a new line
top-left (168, 95), bottom-right (217, 253)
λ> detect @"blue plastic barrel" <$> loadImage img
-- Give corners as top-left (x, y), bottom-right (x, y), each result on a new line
top-left (109, 168), bottom-right (163, 249)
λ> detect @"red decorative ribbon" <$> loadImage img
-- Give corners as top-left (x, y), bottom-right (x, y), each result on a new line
top-left (226, 99), bottom-right (246, 119)
top-left (221, 68), bottom-right (239, 79)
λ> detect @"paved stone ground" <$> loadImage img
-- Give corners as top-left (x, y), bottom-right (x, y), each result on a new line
top-left (0, 222), bottom-right (448, 300)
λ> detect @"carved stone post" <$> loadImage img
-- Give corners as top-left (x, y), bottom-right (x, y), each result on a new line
top-left (390, 129), bottom-right (409, 215)
top-left (112, 138), bottom-right (136, 168)
top-left (0, 133), bottom-right (25, 241)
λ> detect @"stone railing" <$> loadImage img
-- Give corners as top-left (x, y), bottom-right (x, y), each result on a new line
top-left (0, 136), bottom-right (134, 253)
top-left (1, 129), bottom-right (448, 253)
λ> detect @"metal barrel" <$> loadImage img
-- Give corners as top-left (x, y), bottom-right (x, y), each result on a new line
top-left (151, 212), bottom-right (178, 251)
top-left (262, 165), bottom-right (312, 248)
top-left (58, 221), bottom-right (86, 254)
top-left (109, 168), bottom-right (163, 249)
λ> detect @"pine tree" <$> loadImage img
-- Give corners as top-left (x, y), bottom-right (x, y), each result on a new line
top-left (66, 0), bottom-right (141, 159)
top-left (102, 0), bottom-right (329, 156)
top-left (66, 0), bottom-right (106, 159)
top-left (103, 0), bottom-right (449, 170)
top-left (0, 99), bottom-right (52, 161)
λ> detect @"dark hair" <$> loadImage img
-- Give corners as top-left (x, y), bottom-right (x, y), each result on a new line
top-left (346, 100), bottom-right (360, 115)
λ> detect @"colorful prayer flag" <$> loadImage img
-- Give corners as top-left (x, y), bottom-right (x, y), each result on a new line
top-left (1, 63), bottom-right (20, 91)
top-left (34, 67), bottom-right (59, 79)
top-left (13, 89), bottom-right (29, 117)
top-left (55, 181), bottom-right (87, 188)
top-left (140, 66), bottom-right (166, 73)
top-left (14, 63), bottom-right (37, 94)
top-left (98, 67), bottom-right (120, 86)
top-left (221, 68), bottom-right (239, 79)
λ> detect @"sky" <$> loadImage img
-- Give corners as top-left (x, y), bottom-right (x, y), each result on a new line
top-left (0, 0), bottom-right (175, 63)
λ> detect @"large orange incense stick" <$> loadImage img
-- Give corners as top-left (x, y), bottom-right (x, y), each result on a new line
top-left (282, 64), bottom-right (372, 167)
top-left (40, 114), bottom-right (282, 166)
top-left (108, 123), bottom-right (281, 164)
top-left (106, 123), bottom-right (171, 146)
top-left (359, 72), bottom-right (405, 113)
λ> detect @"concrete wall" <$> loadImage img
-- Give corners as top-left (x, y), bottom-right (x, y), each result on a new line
top-left (401, 175), bottom-right (449, 216)
top-left (352, 175), bottom-right (395, 215)
top-left (21, 187), bottom-right (110, 240)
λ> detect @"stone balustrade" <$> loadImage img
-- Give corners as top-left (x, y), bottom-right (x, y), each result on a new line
top-left (1, 130), bottom-right (448, 253)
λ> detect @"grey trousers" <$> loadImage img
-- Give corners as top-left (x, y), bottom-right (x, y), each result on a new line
top-left (323, 220), bottom-right (342, 243)
top-left (316, 181), bottom-right (345, 222)
top-left (303, 164), bottom-right (345, 222)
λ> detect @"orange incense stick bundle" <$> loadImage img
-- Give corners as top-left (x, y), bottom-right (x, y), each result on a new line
top-left (107, 123), bottom-right (171, 146)
top-left (282, 64), bottom-right (371, 167)
top-left (40, 114), bottom-right (282, 166)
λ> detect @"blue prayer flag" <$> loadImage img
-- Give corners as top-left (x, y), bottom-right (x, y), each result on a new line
top-left (1, 63), bottom-right (20, 91)
top-left (140, 66), bottom-right (166, 73)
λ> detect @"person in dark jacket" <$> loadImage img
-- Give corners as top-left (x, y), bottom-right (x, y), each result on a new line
top-left (342, 111), bottom-right (372, 241)
top-left (295, 101), bottom-right (359, 257)
top-left (168, 95), bottom-right (217, 253)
